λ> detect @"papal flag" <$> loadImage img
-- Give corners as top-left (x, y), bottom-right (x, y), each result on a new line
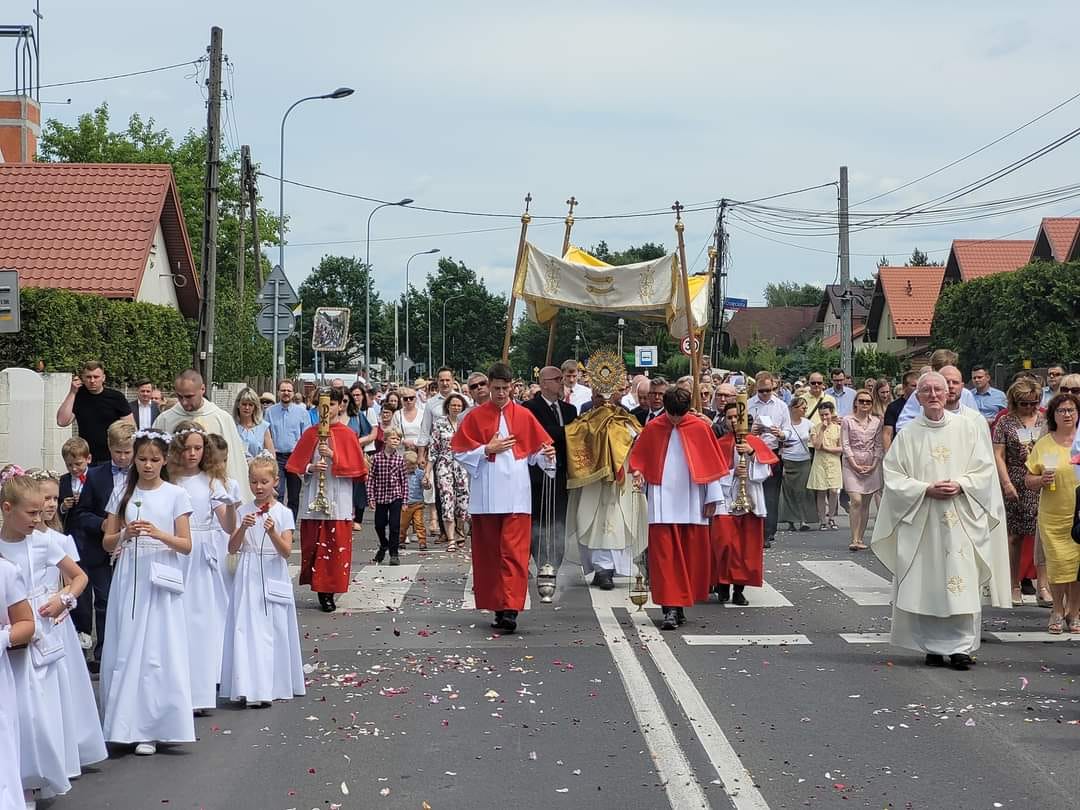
top-left (292, 303), bottom-right (302, 317)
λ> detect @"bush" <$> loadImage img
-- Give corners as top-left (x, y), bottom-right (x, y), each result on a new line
top-left (0, 287), bottom-right (195, 384)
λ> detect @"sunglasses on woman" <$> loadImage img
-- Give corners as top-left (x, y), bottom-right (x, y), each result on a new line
top-left (1060, 386), bottom-right (1080, 395)
top-left (856, 399), bottom-right (872, 405)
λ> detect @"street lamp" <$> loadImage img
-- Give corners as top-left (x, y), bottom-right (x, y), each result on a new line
top-left (441, 293), bottom-right (465, 368)
top-left (405, 248), bottom-right (440, 373)
top-left (365, 198), bottom-right (414, 380)
top-left (277, 86), bottom-right (353, 382)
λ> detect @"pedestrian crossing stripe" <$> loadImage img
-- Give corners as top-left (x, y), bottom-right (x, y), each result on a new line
top-left (798, 560), bottom-right (892, 605)
top-left (683, 634), bottom-right (812, 646)
top-left (336, 564), bottom-right (421, 611)
top-left (839, 632), bottom-right (890, 643)
top-left (984, 631), bottom-right (1080, 643)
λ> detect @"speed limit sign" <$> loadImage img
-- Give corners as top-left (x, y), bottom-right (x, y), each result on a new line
top-left (680, 335), bottom-right (701, 356)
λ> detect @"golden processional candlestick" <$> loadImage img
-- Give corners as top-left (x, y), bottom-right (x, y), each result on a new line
top-left (308, 392), bottom-right (333, 515)
top-left (729, 388), bottom-right (754, 515)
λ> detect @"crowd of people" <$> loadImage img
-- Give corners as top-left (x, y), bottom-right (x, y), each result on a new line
top-left (2, 351), bottom-right (1078, 807)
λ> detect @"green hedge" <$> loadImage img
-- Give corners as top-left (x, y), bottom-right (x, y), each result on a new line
top-left (0, 287), bottom-right (195, 384)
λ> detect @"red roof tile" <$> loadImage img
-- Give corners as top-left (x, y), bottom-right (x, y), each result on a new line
top-left (821, 323), bottom-right (865, 350)
top-left (873, 266), bottom-right (945, 338)
top-left (724, 306), bottom-right (818, 351)
top-left (0, 163), bottom-right (200, 317)
top-left (1030, 217), bottom-right (1080, 262)
top-left (946, 239), bottom-right (1034, 281)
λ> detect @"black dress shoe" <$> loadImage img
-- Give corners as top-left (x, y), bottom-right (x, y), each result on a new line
top-left (372, 551), bottom-right (385, 564)
top-left (924, 653), bottom-right (946, 667)
top-left (389, 555), bottom-right (400, 566)
top-left (594, 569), bottom-right (615, 590)
top-left (764, 537), bottom-right (774, 549)
top-left (491, 611), bottom-right (504, 629)
top-left (1020, 578), bottom-right (1036, 596)
top-left (675, 607), bottom-right (686, 625)
top-left (949, 653), bottom-right (973, 670)
top-left (660, 609), bottom-right (678, 630)
top-left (715, 583), bottom-right (730, 603)
top-left (87, 659), bottom-right (101, 674)
top-left (499, 611), bottom-right (518, 634)
top-left (731, 586), bottom-right (749, 607)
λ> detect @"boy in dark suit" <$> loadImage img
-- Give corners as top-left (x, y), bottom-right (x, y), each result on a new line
top-left (70, 419), bottom-right (136, 670)
top-left (58, 436), bottom-right (91, 535)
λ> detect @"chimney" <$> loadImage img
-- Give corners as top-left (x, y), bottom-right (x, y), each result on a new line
top-left (0, 95), bottom-right (40, 162)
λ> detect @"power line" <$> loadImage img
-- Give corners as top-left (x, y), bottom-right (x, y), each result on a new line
top-left (288, 220), bottom-right (564, 248)
top-left (0, 57), bottom-right (207, 95)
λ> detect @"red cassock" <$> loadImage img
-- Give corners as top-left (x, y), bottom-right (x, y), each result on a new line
top-left (286, 423), bottom-right (367, 594)
top-left (710, 434), bottom-right (777, 588)
top-left (451, 401), bottom-right (551, 612)
top-left (629, 415), bottom-right (730, 607)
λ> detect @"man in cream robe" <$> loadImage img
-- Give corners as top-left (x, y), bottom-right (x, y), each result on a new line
top-left (154, 369), bottom-right (253, 501)
top-left (871, 371), bottom-right (1010, 670)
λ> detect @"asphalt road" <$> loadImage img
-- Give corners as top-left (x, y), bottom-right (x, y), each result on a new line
top-left (51, 521), bottom-right (1080, 810)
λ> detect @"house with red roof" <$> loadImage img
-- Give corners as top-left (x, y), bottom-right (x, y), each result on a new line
top-left (723, 305), bottom-right (819, 354)
top-left (1028, 217), bottom-right (1080, 263)
top-left (864, 266), bottom-right (946, 360)
top-left (0, 162), bottom-right (201, 318)
top-left (942, 239), bottom-right (1035, 284)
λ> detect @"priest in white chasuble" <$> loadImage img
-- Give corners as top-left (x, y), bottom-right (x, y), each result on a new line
top-left (871, 371), bottom-right (1011, 671)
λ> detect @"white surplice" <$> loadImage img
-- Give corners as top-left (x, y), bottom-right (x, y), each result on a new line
top-left (643, 430), bottom-right (723, 525)
top-left (454, 410), bottom-right (554, 515)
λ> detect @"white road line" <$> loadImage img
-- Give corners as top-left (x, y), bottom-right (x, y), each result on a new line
top-left (461, 565), bottom-right (531, 611)
top-left (336, 564), bottom-right (420, 611)
top-left (588, 594), bottom-right (713, 809)
top-left (985, 631), bottom-right (1080, 643)
top-left (683, 634), bottom-right (811, 646)
top-left (839, 632), bottom-right (890, 644)
top-left (627, 608), bottom-right (771, 809)
top-left (799, 560), bottom-right (892, 605)
top-left (723, 581), bottom-right (792, 609)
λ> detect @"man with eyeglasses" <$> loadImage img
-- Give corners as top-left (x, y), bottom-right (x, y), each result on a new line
top-left (746, 371), bottom-right (790, 548)
top-left (631, 377), bottom-right (668, 425)
top-left (1041, 364), bottom-right (1065, 408)
top-left (970, 365), bottom-right (1007, 422)
top-left (803, 372), bottom-right (828, 426)
top-left (823, 367), bottom-right (857, 417)
top-left (895, 349), bottom-right (978, 433)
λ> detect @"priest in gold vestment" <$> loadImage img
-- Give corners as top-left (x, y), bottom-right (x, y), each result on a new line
top-left (871, 371), bottom-right (1011, 670)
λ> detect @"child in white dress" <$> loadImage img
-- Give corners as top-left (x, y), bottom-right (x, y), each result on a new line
top-left (207, 433), bottom-right (242, 595)
top-left (220, 454), bottom-right (305, 706)
top-left (27, 469), bottom-right (107, 777)
top-left (0, 466), bottom-right (87, 808)
top-left (0, 554), bottom-right (35, 810)
top-left (101, 429), bottom-right (194, 757)
top-left (168, 422), bottom-right (236, 714)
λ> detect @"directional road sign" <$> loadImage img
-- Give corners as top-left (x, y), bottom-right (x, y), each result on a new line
top-left (723, 297), bottom-right (748, 310)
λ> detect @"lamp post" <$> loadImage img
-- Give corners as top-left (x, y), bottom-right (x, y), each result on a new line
top-left (277, 86), bottom-right (353, 383)
top-left (441, 293), bottom-right (465, 368)
top-left (365, 198), bottom-right (414, 381)
top-left (405, 248), bottom-right (440, 374)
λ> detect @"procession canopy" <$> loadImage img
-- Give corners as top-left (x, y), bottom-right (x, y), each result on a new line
top-left (513, 244), bottom-right (709, 340)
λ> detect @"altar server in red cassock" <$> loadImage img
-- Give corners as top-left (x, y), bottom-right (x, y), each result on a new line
top-left (286, 388), bottom-right (367, 613)
top-left (629, 387), bottom-right (730, 630)
top-left (452, 363), bottom-right (555, 634)
top-left (711, 401), bottom-right (778, 605)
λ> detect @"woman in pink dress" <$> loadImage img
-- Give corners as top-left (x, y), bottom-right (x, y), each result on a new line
top-left (840, 391), bottom-right (883, 551)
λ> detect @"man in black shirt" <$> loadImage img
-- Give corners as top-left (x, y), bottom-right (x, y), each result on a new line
top-left (56, 360), bottom-right (134, 462)
top-left (882, 370), bottom-right (918, 451)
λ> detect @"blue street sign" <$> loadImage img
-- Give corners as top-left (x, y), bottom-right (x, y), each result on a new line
top-left (723, 297), bottom-right (748, 310)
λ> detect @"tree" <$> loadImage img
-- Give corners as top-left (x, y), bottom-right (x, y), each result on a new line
top-left (38, 103), bottom-right (280, 383)
top-left (423, 256), bottom-right (506, 377)
top-left (906, 247), bottom-right (942, 267)
top-left (931, 261), bottom-right (1080, 369)
top-left (763, 281), bottom-right (824, 308)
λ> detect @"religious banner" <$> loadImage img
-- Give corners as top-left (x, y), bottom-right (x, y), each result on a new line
top-left (514, 243), bottom-right (709, 339)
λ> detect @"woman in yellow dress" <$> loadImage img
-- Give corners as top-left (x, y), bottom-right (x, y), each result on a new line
top-left (1025, 392), bottom-right (1080, 634)
top-left (807, 401), bottom-right (842, 531)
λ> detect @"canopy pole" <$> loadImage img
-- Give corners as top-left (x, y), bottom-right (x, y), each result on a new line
top-left (501, 193), bottom-right (533, 362)
top-left (673, 200), bottom-right (700, 410)
top-left (544, 195), bottom-right (578, 366)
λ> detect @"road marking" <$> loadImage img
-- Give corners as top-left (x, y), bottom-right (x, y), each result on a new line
top-left (461, 565), bottom-right (531, 611)
top-left (985, 631), bottom-right (1080, 643)
top-left (839, 632), bottom-right (890, 644)
top-left (336, 564), bottom-right (420, 611)
top-left (627, 608), bottom-right (771, 809)
top-left (588, 593), bottom-right (714, 810)
top-left (723, 581), bottom-right (792, 609)
top-left (683, 634), bottom-right (811, 646)
top-left (799, 560), bottom-right (892, 605)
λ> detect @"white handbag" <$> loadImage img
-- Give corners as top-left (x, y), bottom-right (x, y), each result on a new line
top-left (150, 562), bottom-right (185, 594)
top-left (264, 578), bottom-right (294, 605)
top-left (30, 628), bottom-right (65, 668)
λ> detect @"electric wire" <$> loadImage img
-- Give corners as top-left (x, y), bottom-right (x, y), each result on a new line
top-left (0, 57), bottom-right (207, 95)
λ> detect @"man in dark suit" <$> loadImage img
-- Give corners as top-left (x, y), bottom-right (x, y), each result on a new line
top-left (522, 366), bottom-right (578, 575)
top-left (631, 376), bottom-right (669, 425)
top-left (129, 377), bottom-right (160, 430)
top-left (69, 423), bottom-right (134, 670)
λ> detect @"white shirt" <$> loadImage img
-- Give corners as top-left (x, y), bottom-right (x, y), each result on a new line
top-left (138, 401), bottom-right (153, 428)
top-left (782, 419), bottom-right (813, 462)
top-left (417, 393), bottom-right (447, 447)
top-left (746, 395), bottom-right (791, 451)
top-left (454, 410), bottom-right (554, 515)
top-left (620, 392), bottom-right (639, 410)
top-left (643, 430), bottom-right (723, 525)
top-left (564, 383), bottom-right (592, 413)
top-left (895, 387), bottom-right (977, 432)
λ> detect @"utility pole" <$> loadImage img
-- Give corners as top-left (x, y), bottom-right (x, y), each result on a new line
top-left (839, 166), bottom-right (852, 375)
top-left (241, 145), bottom-right (263, 287)
top-left (236, 197), bottom-right (245, 296)
top-left (195, 25), bottom-right (223, 382)
top-left (711, 201), bottom-right (727, 365)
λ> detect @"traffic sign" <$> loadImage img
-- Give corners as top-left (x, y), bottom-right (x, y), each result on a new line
top-left (257, 303), bottom-right (295, 341)
top-left (255, 265), bottom-right (299, 308)
top-left (634, 345), bottom-right (658, 368)
top-left (680, 335), bottom-right (701, 356)
top-left (723, 296), bottom-right (748, 310)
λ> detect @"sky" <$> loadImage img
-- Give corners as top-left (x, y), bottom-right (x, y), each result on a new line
top-left (9, 1), bottom-right (1080, 307)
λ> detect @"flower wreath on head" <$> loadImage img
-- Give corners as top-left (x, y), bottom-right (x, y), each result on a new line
top-left (0, 464), bottom-right (26, 485)
top-left (25, 468), bottom-right (61, 482)
top-left (172, 425), bottom-right (206, 440)
top-left (133, 428), bottom-right (173, 444)
top-left (253, 449), bottom-right (275, 462)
